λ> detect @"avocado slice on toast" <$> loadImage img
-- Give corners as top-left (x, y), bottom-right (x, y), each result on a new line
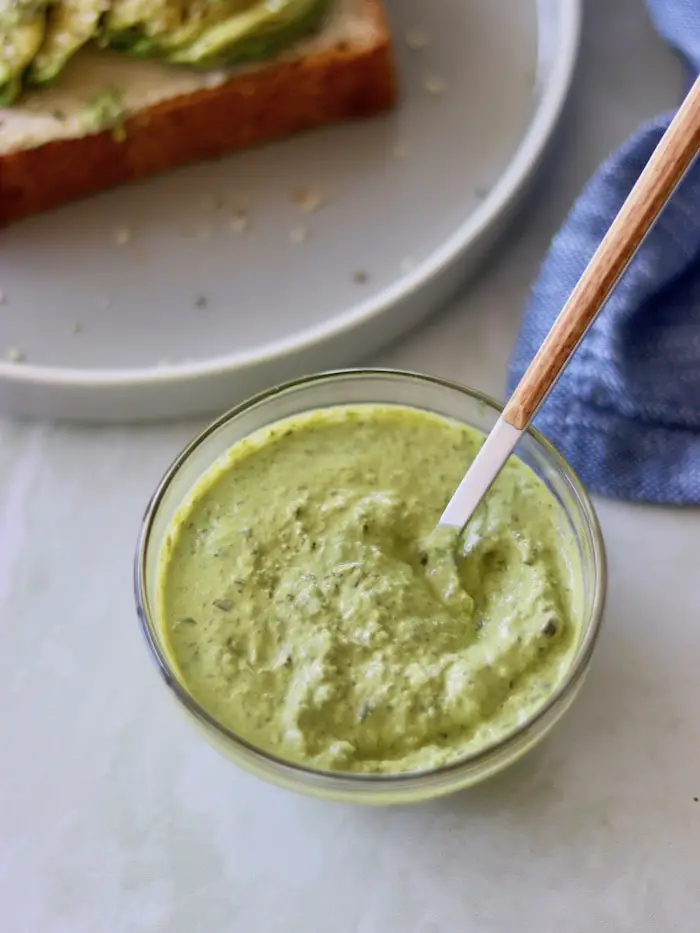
top-left (0, 0), bottom-right (47, 104)
top-left (27, 0), bottom-right (105, 86)
top-left (105, 0), bottom-right (329, 68)
top-left (102, 0), bottom-right (254, 55)
top-left (167, 0), bottom-right (330, 68)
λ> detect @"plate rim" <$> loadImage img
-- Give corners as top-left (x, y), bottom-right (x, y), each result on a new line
top-left (0, 0), bottom-right (582, 391)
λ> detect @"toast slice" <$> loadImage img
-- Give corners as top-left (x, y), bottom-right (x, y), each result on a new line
top-left (0, 0), bottom-right (396, 226)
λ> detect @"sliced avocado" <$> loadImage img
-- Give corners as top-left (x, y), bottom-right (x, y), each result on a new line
top-left (102, 0), bottom-right (255, 55)
top-left (104, 0), bottom-right (327, 65)
top-left (26, 0), bottom-right (104, 86)
top-left (0, 16), bottom-right (46, 105)
top-left (167, 0), bottom-right (330, 68)
top-left (103, 0), bottom-right (188, 50)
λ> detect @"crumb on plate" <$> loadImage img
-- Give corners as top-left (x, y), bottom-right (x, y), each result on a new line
top-left (290, 225), bottom-right (309, 245)
top-left (230, 210), bottom-right (250, 233)
top-left (293, 189), bottom-right (327, 213)
top-left (405, 27), bottom-right (429, 50)
top-left (424, 74), bottom-right (446, 95)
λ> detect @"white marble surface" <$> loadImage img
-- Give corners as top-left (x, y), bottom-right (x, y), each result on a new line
top-left (2, 2), bottom-right (699, 930)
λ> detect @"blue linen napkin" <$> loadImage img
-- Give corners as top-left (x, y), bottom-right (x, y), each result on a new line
top-left (507, 0), bottom-right (700, 504)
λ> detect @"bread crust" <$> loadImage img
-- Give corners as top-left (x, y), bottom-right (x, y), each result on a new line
top-left (0, 2), bottom-right (395, 226)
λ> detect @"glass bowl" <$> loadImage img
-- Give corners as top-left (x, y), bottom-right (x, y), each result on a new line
top-left (135, 370), bottom-right (606, 805)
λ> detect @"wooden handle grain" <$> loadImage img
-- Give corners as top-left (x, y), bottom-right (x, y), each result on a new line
top-left (503, 76), bottom-right (700, 431)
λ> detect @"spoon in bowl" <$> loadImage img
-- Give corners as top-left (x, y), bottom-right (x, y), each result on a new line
top-left (438, 74), bottom-right (700, 532)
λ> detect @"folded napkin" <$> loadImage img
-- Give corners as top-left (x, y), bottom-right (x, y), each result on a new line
top-left (507, 0), bottom-right (700, 504)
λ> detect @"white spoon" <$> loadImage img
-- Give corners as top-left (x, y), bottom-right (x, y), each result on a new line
top-left (439, 75), bottom-right (700, 531)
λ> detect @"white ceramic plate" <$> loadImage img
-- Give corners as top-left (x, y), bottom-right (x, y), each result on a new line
top-left (0, 0), bottom-right (580, 422)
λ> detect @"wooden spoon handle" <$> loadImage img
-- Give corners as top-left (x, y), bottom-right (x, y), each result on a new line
top-left (503, 75), bottom-right (700, 432)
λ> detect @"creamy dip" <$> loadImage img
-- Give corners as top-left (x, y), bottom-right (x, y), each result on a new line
top-left (157, 405), bottom-right (580, 774)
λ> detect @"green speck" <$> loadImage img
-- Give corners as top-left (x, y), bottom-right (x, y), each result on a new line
top-left (83, 87), bottom-right (128, 137)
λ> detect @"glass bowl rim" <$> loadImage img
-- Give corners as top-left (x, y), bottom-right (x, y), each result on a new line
top-left (134, 368), bottom-right (607, 789)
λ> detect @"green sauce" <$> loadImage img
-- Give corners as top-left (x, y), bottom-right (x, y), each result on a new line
top-left (157, 405), bottom-right (581, 774)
